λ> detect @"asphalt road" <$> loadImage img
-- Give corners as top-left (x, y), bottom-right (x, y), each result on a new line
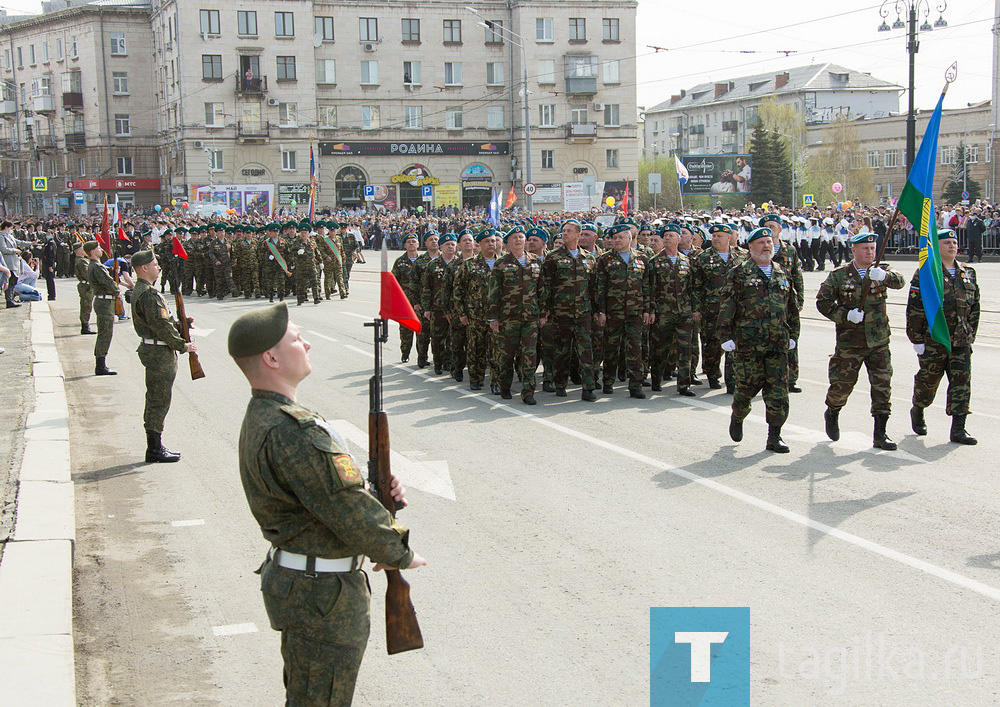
top-left (53, 257), bottom-right (1000, 705)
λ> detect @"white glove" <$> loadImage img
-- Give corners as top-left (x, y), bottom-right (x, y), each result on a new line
top-left (847, 308), bottom-right (865, 324)
top-left (788, 339), bottom-right (797, 350)
top-left (869, 266), bottom-right (887, 282)
top-left (721, 339), bottom-right (736, 352)
top-left (913, 343), bottom-right (925, 355)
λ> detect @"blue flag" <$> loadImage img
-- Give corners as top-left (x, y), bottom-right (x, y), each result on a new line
top-left (488, 187), bottom-right (500, 226)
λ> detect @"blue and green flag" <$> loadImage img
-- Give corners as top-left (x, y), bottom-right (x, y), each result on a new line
top-left (897, 91), bottom-right (951, 352)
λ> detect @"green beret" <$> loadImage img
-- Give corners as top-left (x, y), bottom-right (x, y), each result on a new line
top-left (228, 302), bottom-right (289, 358)
top-left (475, 228), bottom-right (498, 243)
top-left (937, 229), bottom-right (958, 240)
top-left (708, 224), bottom-right (733, 235)
top-left (638, 223), bottom-right (654, 234)
top-left (606, 223), bottom-right (631, 236)
top-left (759, 214), bottom-right (783, 227)
top-left (618, 217), bottom-right (637, 226)
top-left (503, 226), bottom-right (525, 243)
top-left (438, 232), bottom-right (458, 244)
top-left (83, 240), bottom-right (100, 253)
top-left (526, 227), bottom-right (548, 242)
top-left (849, 233), bottom-right (877, 245)
top-left (747, 227), bottom-right (772, 244)
top-left (132, 249), bottom-right (155, 267)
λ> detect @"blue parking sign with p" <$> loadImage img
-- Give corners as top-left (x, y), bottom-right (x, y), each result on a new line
top-left (421, 185), bottom-right (433, 198)
top-left (651, 607), bottom-right (749, 706)
top-left (363, 185), bottom-right (375, 198)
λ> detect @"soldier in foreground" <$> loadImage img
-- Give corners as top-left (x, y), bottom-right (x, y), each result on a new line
top-left (229, 303), bottom-right (426, 705)
top-left (85, 240), bottom-right (120, 376)
top-left (74, 241), bottom-right (96, 335)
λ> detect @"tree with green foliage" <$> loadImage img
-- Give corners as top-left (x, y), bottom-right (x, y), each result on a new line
top-left (749, 121), bottom-right (786, 205)
top-left (940, 142), bottom-right (982, 204)
top-left (637, 153), bottom-right (684, 211)
top-left (803, 116), bottom-right (876, 208)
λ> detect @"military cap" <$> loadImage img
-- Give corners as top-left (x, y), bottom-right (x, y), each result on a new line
top-left (759, 214), bottom-right (783, 227)
top-left (83, 240), bottom-right (100, 253)
top-left (581, 221), bottom-right (598, 233)
top-left (503, 225), bottom-right (525, 243)
top-left (458, 228), bottom-right (473, 239)
top-left (605, 223), bottom-right (631, 236)
top-left (438, 232), bottom-right (458, 244)
top-left (402, 232), bottom-right (419, 243)
top-left (475, 228), bottom-right (498, 242)
top-left (132, 249), bottom-right (155, 267)
top-left (561, 218), bottom-right (581, 229)
top-left (618, 216), bottom-right (637, 226)
top-left (422, 230), bottom-right (439, 243)
top-left (327, 221), bottom-right (340, 230)
top-left (659, 223), bottom-right (681, 235)
top-left (638, 222), bottom-right (654, 233)
top-left (746, 227), bottom-right (773, 244)
top-left (266, 222), bottom-right (281, 230)
top-left (526, 227), bottom-right (548, 242)
top-left (228, 302), bottom-right (289, 358)
top-left (282, 220), bottom-right (298, 230)
top-left (708, 224), bottom-right (733, 235)
top-left (849, 233), bottom-right (877, 245)
top-left (937, 229), bottom-right (958, 241)
top-left (298, 219), bottom-right (312, 230)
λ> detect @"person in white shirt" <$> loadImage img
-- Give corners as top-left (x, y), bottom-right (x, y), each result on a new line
top-left (732, 156), bottom-right (752, 193)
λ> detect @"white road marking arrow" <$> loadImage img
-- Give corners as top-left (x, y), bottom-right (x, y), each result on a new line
top-left (329, 419), bottom-right (456, 501)
top-left (189, 328), bottom-right (215, 337)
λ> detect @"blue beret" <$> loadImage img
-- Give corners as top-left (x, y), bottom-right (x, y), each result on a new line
top-left (503, 225), bottom-right (525, 243)
top-left (606, 223), bottom-right (631, 236)
top-left (638, 223), bottom-right (654, 233)
top-left (708, 224), bottom-right (733, 235)
top-left (618, 217), bottom-right (636, 226)
top-left (458, 228), bottom-right (473, 238)
top-left (422, 229), bottom-right (439, 243)
top-left (849, 233), bottom-right (877, 245)
top-left (937, 229), bottom-right (958, 240)
top-left (526, 227), bottom-right (548, 241)
top-left (581, 222), bottom-right (598, 233)
top-left (746, 227), bottom-right (773, 244)
top-left (660, 224), bottom-right (681, 235)
top-left (438, 232), bottom-right (458, 244)
top-left (402, 232), bottom-right (419, 242)
top-left (759, 214), bottom-right (783, 227)
top-left (475, 228), bottom-right (498, 242)
top-left (561, 218), bottom-right (581, 229)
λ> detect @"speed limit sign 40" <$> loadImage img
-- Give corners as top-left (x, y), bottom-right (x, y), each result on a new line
top-left (523, 182), bottom-right (536, 196)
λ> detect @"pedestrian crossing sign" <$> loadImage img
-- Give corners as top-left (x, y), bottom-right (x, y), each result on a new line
top-left (803, 194), bottom-right (814, 206)
top-left (32, 177), bottom-right (48, 191)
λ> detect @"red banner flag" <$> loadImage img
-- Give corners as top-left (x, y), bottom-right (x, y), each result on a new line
top-left (98, 197), bottom-right (112, 256)
top-left (622, 181), bottom-right (630, 214)
top-left (172, 236), bottom-right (189, 260)
top-left (379, 241), bottom-right (420, 333)
top-left (505, 185), bottom-right (517, 209)
top-left (114, 198), bottom-right (130, 240)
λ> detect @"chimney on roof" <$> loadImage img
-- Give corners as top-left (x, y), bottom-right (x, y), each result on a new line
top-left (775, 72), bottom-right (790, 89)
top-left (670, 89), bottom-right (686, 105)
top-left (714, 82), bottom-right (729, 99)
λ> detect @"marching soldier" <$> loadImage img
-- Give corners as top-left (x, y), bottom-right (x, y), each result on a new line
top-left (453, 228), bottom-right (499, 392)
top-left (85, 240), bottom-right (120, 376)
top-left (692, 224), bottom-right (745, 392)
top-left (762, 213), bottom-right (805, 393)
top-left (648, 224), bottom-right (695, 396)
top-left (210, 225), bottom-right (239, 300)
top-left (317, 221), bottom-right (346, 300)
top-left (447, 229), bottom-right (476, 381)
top-left (291, 222), bottom-right (322, 306)
top-left (261, 223), bottom-right (289, 302)
top-left (412, 231), bottom-right (440, 368)
top-left (421, 232), bottom-right (459, 375)
top-left (340, 224), bottom-right (361, 295)
top-left (526, 228), bottom-right (554, 392)
top-left (75, 241), bottom-right (96, 335)
top-left (391, 233), bottom-right (421, 362)
top-left (906, 229), bottom-right (979, 445)
top-left (816, 233), bottom-right (906, 450)
top-left (718, 227), bottom-right (800, 454)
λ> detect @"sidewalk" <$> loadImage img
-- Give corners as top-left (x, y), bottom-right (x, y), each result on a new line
top-left (0, 300), bottom-right (77, 705)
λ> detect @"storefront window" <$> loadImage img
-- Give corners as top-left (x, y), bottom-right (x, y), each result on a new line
top-left (334, 165), bottom-right (367, 205)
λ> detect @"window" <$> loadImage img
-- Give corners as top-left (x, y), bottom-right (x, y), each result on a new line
top-left (443, 20), bottom-right (462, 43)
top-left (565, 55), bottom-right (597, 78)
top-left (535, 17), bottom-right (553, 42)
top-left (29, 45), bottom-right (36, 65)
top-left (202, 55), bottom-right (222, 80)
top-left (276, 56), bottom-right (296, 81)
top-left (16, 47), bottom-right (22, 68)
top-left (78, 158), bottom-right (85, 176)
top-left (275, 12), bottom-right (294, 37)
top-left (487, 105), bottom-right (504, 129)
top-left (315, 17), bottom-right (334, 41)
top-left (603, 59), bottom-right (620, 84)
top-left (850, 153), bottom-right (864, 169)
top-left (966, 144), bottom-right (979, 164)
top-left (569, 18), bottom-right (586, 41)
top-left (484, 20), bottom-right (504, 43)
top-left (606, 149), bottom-right (619, 168)
top-left (444, 62), bottom-right (462, 85)
top-left (404, 106), bottom-right (422, 129)
top-left (3, 48), bottom-right (10, 69)
top-left (70, 36), bottom-right (78, 58)
top-left (361, 105), bottom-right (380, 129)
top-left (541, 150), bottom-right (554, 169)
top-left (114, 114), bottom-right (131, 136)
top-left (278, 102), bottom-right (297, 126)
top-left (319, 106), bottom-right (337, 127)
top-left (446, 106), bottom-right (463, 130)
top-left (987, 143), bottom-right (992, 164)
top-left (867, 150), bottom-right (881, 169)
top-left (62, 71), bottom-right (81, 94)
top-left (110, 33), bottom-right (126, 55)
top-left (537, 60), bottom-right (556, 84)
top-left (883, 149), bottom-right (898, 168)
top-left (56, 39), bottom-right (63, 60)
top-left (208, 149), bottom-right (223, 171)
top-left (403, 61), bottom-right (421, 85)
top-left (360, 60), bottom-right (378, 85)
top-left (116, 156), bottom-right (133, 175)
top-left (603, 104), bottom-right (620, 126)
top-left (486, 62), bottom-right (504, 86)
top-left (940, 146), bottom-right (957, 165)
top-left (571, 107), bottom-right (588, 124)
top-left (359, 18), bottom-right (378, 42)
top-left (281, 150), bottom-right (296, 171)
top-left (539, 104), bottom-right (556, 127)
top-left (316, 59), bottom-right (336, 84)
top-left (204, 102), bottom-right (224, 126)
top-left (112, 72), bottom-right (128, 94)
top-left (602, 18), bottom-right (620, 41)
top-left (402, 18), bottom-right (420, 42)
top-left (41, 42), bottom-right (49, 63)
top-left (238, 10), bottom-right (257, 36)
top-left (200, 10), bottom-right (220, 35)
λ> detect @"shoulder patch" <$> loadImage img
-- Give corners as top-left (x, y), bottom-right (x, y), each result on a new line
top-left (279, 404), bottom-right (317, 427)
top-left (333, 454), bottom-right (363, 485)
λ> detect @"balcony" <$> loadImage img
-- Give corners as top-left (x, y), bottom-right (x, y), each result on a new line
top-left (565, 76), bottom-right (597, 95)
top-left (62, 92), bottom-right (84, 110)
top-left (566, 122), bottom-right (597, 143)
top-left (35, 134), bottom-right (56, 149)
top-left (237, 119), bottom-right (270, 143)
top-left (65, 132), bottom-right (86, 149)
top-left (722, 120), bottom-right (738, 132)
top-left (0, 99), bottom-right (15, 117)
top-left (236, 75), bottom-right (268, 96)
top-left (32, 94), bottom-right (55, 112)
top-left (0, 138), bottom-right (17, 152)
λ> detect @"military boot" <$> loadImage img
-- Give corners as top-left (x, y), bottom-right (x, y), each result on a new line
top-left (581, 389), bottom-right (597, 402)
top-left (766, 425), bottom-right (789, 453)
top-left (650, 375), bottom-right (662, 392)
top-left (873, 414), bottom-right (897, 450)
top-left (95, 357), bottom-right (117, 376)
top-left (81, 324), bottom-right (96, 335)
top-left (146, 431), bottom-right (181, 463)
top-left (729, 415), bottom-right (743, 442)
top-left (910, 406), bottom-right (927, 436)
top-left (950, 415), bottom-right (977, 445)
top-left (824, 407), bottom-right (841, 441)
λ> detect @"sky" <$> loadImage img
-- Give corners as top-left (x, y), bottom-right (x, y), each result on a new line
top-left (1, 0), bottom-right (994, 114)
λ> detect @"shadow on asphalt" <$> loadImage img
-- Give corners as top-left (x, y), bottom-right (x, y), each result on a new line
top-left (74, 461), bottom-right (148, 484)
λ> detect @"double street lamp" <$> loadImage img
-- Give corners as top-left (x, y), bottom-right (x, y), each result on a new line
top-left (878, 0), bottom-right (948, 177)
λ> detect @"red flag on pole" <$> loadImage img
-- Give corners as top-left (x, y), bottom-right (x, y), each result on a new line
top-left (98, 197), bottom-right (112, 256)
top-left (379, 241), bottom-right (420, 333)
top-left (505, 185), bottom-right (517, 209)
top-left (114, 196), bottom-right (130, 240)
top-left (622, 181), bottom-right (630, 214)
top-left (172, 236), bottom-right (189, 259)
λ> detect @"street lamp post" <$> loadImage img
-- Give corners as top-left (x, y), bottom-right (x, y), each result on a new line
top-left (878, 0), bottom-right (948, 177)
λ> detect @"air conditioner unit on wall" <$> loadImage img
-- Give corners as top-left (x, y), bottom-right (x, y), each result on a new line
top-left (363, 43), bottom-right (376, 52)
top-left (267, 97), bottom-right (279, 106)
top-left (593, 103), bottom-right (604, 111)
top-left (193, 140), bottom-right (203, 148)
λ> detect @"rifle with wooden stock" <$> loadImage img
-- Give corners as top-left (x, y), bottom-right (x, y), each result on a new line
top-left (364, 316), bottom-right (424, 655)
top-left (174, 292), bottom-right (205, 380)
top-left (112, 254), bottom-right (125, 317)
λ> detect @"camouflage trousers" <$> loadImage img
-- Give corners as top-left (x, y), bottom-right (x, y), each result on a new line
top-left (825, 344), bottom-right (892, 416)
top-left (497, 320), bottom-right (538, 395)
top-left (913, 343), bottom-right (972, 416)
top-left (239, 260), bottom-right (260, 298)
top-left (322, 258), bottom-right (345, 298)
top-left (399, 324), bottom-right (414, 360)
top-left (181, 259), bottom-right (196, 295)
top-left (538, 320), bottom-right (555, 384)
top-left (602, 315), bottom-right (643, 390)
top-left (690, 319), bottom-right (701, 376)
top-left (732, 348), bottom-right (789, 426)
top-left (651, 313), bottom-right (692, 388)
top-left (261, 262), bottom-right (288, 300)
top-left (787, 347), bottom-right (799, 385)
top-left (552, 315), bottom-right (596, 390)
top-left (259, 557), bottom-right (370, 707)
top-left (197, 258), bottom-right (215, 295)
top-left (93, 299), bottom-right (115, 358)
top-left (342, 259), bottom-right (354, 293)
top-left (160, 259), bottom-right (180, 294)
top-left (214, 262), bottom-right (238, 298)
top-left (137, 344), bottom-right (177, 433)
top-left (450, 322), bottom-right (468, 377)
top-left (429, 310), bottom-right (451, 368)
top-left (699, 311), bottom-right (735, 385)
top-left (416, 312), bottom-right (431, 363)
top-left (466, 319), bottom-right (494, 385)
top-left (77, 282), bottom-right (93, 326)
top-left (294, 264), bottom-right (321, 304)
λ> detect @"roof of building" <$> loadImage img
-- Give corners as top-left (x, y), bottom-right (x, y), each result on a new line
top-left (646, 63), bottom-right (901, 114)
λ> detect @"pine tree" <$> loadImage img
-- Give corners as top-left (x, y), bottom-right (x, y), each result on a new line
top-left (769, 129), bottom-right (793, 207)
top-left (748, 121), bottom-right (779, 204)
top-left (941, 142), bottom-right (982, 204)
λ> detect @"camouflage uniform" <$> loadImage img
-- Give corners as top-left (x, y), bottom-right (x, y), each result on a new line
top-left (487, 253), bottom-right (542, 397)
top-left (210, 233), bottom-right (239, 299)
top-left (452, 254), bottom-right (496, 387)
top-left (391, 253), bottom-right (420, 360)
top-left (238, 390), bottom-right (414, 706)
top-left (75, 255), bottom-right (94, 328)
top-left (411, 252), bottom-right (436, 366)
top-left (261, 236), bottom-right (290, 301)
top-left (538, 245), bottom-right (597, 392)
top-left (234, 234), bottom-right (260, 298)
top-left (87, 258), bottom-right (119, 358)
top-left (181, 236), bottom-right (197, 295)
top-left (131, 278), bottom-right (188, 433)
top-left (680, 247), bottom-right (703, 376)
top-left (648, 252), bottom-right (694, 390)
top-left (341, 231), bottom-right (361, 294)
top-left (594, 249), bottom-right (650, 393)
top-left (692, 247), bottom-right (745, 388)
top-left (291, 236), bottom-right (322, 305)
top-left (195, 236), bottom-right (215, 296)
top-left (421, 257), bottom-right (457, 371)
top-left (317, 233), bottom-right (346, 300)
top-left (772, 241), bottom-right (804, 387)
top-left (445, 255), bottom-right (468, 379)
top-left (718, 259), bottom-right (801, 426)
top-left (816, 263), bottom-right (905, 415)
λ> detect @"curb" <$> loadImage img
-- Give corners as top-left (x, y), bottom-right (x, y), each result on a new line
top-left (0, 300), bottom-right (76, 705)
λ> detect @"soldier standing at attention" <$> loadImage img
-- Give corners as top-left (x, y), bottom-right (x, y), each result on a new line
top-left (228, 303), bottom-right (425, 706)
top-left (446, 229), bottom-right (476, 382)
top-left (86, 240), bottom-right (120, 376)
top-left (453, 228), bottom-right (499, 392)
top-left (422, 232), bottom-right (459, 375)
top-left (761, 213), bottom-right (805, 393)
top-left (75, 241), bottom-right (96, 335)
top-left (130, 250), bottom-right (198, 463)
top-left (412, 231), bottom-right (440, 368)
top-left (718, 227), bottom-right (800, 453)
top-left (816, 233), bottom-right (905, 449)
top-left (391, 233), bottom-right (421, 362)
top-left (906, 229), bottom-right (979, 445)
top-left (647, 224), bottom-right (695, 397)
